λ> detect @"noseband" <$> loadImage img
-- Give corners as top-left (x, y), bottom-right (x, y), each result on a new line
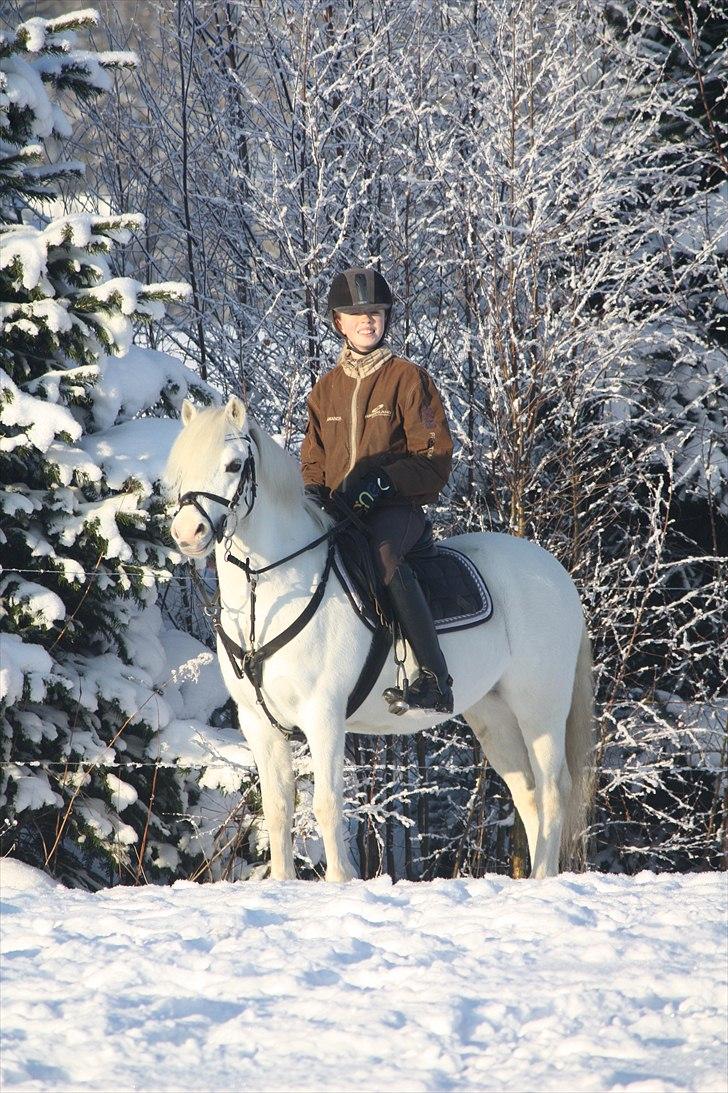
top-left (174, 434), bottom-right (257, 543)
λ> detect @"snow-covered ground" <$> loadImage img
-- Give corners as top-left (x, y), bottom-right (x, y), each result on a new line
top-left (0, 861), bottom-right (725, 1093)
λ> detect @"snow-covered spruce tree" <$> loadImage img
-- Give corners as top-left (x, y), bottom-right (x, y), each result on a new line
top-left (0, 9), bottom-right (263, 887)
top-left (577, 1), bottom-right (728, 869)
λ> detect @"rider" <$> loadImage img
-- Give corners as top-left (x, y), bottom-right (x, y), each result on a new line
top-left (301, 266), bottom-right (454, 715)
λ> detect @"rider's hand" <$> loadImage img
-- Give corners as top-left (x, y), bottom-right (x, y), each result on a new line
top-left (341, 469), bottom-right (394, 513)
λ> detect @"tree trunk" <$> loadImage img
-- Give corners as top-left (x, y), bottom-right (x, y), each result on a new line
top-left (510, 811), bottom-right (530, 879)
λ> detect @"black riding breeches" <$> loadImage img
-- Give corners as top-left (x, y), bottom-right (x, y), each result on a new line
top-left (365, 504), bottom-right (427, 586)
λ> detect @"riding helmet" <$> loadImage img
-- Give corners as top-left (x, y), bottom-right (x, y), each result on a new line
top-left (327, 267), bottom-right (393, 331)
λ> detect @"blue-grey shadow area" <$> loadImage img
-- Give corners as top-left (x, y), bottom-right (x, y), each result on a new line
top-left (24, 1060), bottom-right (70, 1085)
top-left (107, 994), bottom-right (248, 1045)
top-left (0, 900), bottom-right (23, 915)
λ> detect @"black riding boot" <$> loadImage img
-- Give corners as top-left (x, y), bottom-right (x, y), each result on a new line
top-left (383, 562), bottom-right (454, 716)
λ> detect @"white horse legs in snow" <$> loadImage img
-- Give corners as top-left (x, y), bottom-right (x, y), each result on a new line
top-left (503, 681), bottom-right (572, 878)
top-left (305, 718), bottom-right (357, 883)
top-left (464, 692), bottom-right (541, 870)
top-left (465, 686), bottom-right (573, 878)
top-left (243, 714), bottom-right (296, 880)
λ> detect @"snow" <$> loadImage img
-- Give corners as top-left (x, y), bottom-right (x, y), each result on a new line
top-left (79, 275), bottom-right (152, 315)
top-left (0, 577), bottom-right (65, 624)
top-left (42, 213), bottom-right (140, 249)
top-left (0, 490), bottom-right (37, 518)
top-left (76, 798), bottom-right (138, 845)
top-left (59, 651), bottom-right (171, 727)
top-left (162, 626), bottom-right (228, 722)
top-left (45, 8), bottom-right (100, 34)
top-left (0, 632), bottom-right (52, 704)
top-left (45, 440), bottom-right (102, 487)
top-left (0, 864), bottom-right (723, 1093)
top-left (92, 346), bottom-right (204, 430)
top-left (12, 297), bottom-right (74, 335)
top-left (157, 720), bottom-right (254, 794)
top-left (0, 858), bottom-right (61, 890)
top-left (1, 57), bottom-right (54, 138)
top-left (105, 773), bottom-right (138, 811)
top-left (13, 709), bottom-right (58, 745)
top-left (0, 368), bottom-right (82, 454)
top-left (81, 417), bottom-right (180, 492)
top-left (52, 493), bottom-right (146, 561)
top-left (16, 18), bottom-right (50, 53)
top-left (4, 766), bottom-right (63, 812)
top-left (0, 226), bottom-right (48, 290)
top-left (23, 531), bottom-right (85, 583)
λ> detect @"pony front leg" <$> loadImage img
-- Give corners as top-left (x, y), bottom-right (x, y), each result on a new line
top-left (240, 710), bottom-right (296, 880)
top-left (304, 714), bottom-right (357, 883)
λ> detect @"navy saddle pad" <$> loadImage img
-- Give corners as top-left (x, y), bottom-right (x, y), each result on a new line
top-left (333, 543), bottom-right (493, 634)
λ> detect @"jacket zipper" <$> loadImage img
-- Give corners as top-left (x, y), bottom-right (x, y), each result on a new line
top-left (345, 375), bottom-right (362, 484)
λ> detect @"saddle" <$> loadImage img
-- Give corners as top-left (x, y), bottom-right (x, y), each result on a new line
top-left (334, 520), bottom-right (493, 634)
top-left (334, 521), bottom-right (493, 718)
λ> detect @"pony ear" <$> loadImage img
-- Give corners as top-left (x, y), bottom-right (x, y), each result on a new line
top-left (181, 399), bottom-right (197, 426)
top-left (226, 395), bottom-right (247, 429)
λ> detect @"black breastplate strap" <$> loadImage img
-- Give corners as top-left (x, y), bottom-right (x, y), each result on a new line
top-left (216, 541), bottom-right (335, 737)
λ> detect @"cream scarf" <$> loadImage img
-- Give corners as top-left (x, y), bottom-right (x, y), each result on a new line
top-left (337, 343), bottom-right (393, 379)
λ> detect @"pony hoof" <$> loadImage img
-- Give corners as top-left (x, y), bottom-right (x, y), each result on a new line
top-left (326, 867), bottom-right (356, 883)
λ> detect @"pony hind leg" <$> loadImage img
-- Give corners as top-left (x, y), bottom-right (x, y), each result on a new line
top-left (463, 691), bottom-right (540, 874)
top-left (498, 681), bottom-right (572, 879)
top-left (523, 724), bottom-right (571, 878)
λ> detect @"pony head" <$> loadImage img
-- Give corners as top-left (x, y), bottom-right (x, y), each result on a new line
top-left (165, 395), bottom-right (304, 557)
top-left (165, 395), bottom-right (254, 557)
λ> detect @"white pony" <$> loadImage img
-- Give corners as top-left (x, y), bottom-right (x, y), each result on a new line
top-left (166, 397), bottom-right (594, 881)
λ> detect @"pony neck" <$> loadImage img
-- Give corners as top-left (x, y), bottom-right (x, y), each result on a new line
top-left (219, 487), bottom-right (329, 575)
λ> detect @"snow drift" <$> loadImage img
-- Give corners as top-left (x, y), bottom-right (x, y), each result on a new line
top-left (0, 862), bottom-right (724, 1092)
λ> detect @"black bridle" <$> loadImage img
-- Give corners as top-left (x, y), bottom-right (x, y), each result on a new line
top-left (174, 434), bottom-right (258, 543)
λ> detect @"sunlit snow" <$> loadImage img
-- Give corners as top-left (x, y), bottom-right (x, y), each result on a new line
top-left (0, 861), bottom-right (724, 1093)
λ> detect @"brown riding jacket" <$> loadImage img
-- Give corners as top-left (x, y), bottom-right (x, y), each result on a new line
top-left (301, 351), bottom-right (453, 505)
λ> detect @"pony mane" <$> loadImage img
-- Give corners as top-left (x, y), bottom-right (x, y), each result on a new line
top-left (164, 403), bottom-right (304, 512)
top-left (247, 418), bottom-right (304, 510)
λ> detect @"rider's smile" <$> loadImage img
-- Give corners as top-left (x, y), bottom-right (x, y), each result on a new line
top-left (334, 308), bottom-right (385, 353)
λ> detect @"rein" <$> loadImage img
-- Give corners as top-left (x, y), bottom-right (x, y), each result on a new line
top-left (210, 540), bottom-right (337, 738)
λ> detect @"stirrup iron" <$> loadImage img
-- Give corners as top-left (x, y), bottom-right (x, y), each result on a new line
top-left (383, 678), bottom-right (410, 716)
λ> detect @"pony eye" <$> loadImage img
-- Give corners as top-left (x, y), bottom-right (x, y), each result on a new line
top-left (226, 459), bottom-right (242, 473)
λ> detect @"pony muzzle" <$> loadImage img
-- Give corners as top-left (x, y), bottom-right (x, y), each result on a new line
top-left (170, 507), bottom-right (216, 555)
top-left (170, 492), bottom-right (229, 553)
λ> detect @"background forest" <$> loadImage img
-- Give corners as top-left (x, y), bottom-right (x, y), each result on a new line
top-left (1, 0), bottom-right (725, 888)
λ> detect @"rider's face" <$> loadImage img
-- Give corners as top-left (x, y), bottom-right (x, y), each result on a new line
top-left (334, 308), bottom-right (386, 352)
